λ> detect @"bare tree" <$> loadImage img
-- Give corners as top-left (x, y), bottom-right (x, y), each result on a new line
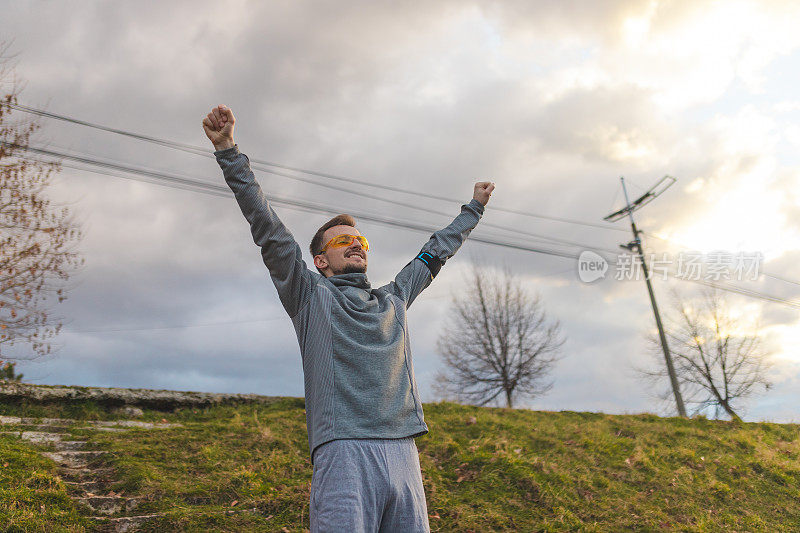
top-left (0, 44), bottom-right (84, 361)
top-left (433, 264), bottom-right (564, 408)
top-left (639, 287), bottom-right (772, 421)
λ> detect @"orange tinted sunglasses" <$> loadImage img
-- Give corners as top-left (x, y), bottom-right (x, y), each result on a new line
top-left (320, 234), bottom-right (369, 253)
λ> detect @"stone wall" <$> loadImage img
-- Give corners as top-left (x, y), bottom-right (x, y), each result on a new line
top-left (0, 382), bottom-right (284, 410)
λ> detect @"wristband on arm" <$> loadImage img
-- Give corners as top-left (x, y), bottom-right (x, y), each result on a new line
top-left (416, 252), bottom-right (443, 278)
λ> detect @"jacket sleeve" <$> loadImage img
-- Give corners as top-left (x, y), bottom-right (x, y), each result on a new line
top-left (215, 145), bottom-right (317, 318)
top-left (380, 198), bottom-right (485, 308)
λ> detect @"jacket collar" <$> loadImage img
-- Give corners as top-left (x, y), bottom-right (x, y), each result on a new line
top-left (327, 272), bottom-right (372, 290)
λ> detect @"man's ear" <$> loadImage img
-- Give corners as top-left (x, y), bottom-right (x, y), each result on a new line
top-left (313, 253), bottom-right (328, 271)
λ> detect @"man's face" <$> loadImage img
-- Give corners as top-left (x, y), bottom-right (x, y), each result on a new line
top-left (315, 225), bottom-right (368, 276)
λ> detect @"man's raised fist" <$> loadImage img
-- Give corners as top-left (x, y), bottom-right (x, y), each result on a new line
top-left (473, 181), bottom-right (495, 207)
top-left (203, 105), bottom-right (236, 151)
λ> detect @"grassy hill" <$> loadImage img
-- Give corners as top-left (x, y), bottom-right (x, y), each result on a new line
top-left (0, 397), bottom-right (798, 532)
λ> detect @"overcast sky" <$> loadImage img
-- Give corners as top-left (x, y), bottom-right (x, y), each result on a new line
top-left (2, 1), bottom-right (798, 422)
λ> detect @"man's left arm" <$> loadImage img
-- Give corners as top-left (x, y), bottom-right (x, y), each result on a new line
top-left (382, 181), bottom-right (495, 307)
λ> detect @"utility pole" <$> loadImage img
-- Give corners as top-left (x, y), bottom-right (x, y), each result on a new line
top-left (605, 176), bottom-right (687, 418)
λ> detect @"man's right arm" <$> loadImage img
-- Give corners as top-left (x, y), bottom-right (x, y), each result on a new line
top-left (215, 145), bottom-right (317, 317)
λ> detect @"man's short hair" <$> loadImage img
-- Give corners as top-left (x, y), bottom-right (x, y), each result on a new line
top-left (310, 214), bottom-right (357, 257)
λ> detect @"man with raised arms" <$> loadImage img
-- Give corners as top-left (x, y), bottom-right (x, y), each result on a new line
top-left (203, 104), bottom-right (494, 532)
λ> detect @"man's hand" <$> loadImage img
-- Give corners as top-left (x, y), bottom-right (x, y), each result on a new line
top-left (203, 105), bottom-right (236, 151)
top-left (473, 181), bottom-right (495, 207)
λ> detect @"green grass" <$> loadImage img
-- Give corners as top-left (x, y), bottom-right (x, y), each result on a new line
top-left (0, 398), bottom-right (798, 531)
top-left (0, 434), bottom-right (91, 532)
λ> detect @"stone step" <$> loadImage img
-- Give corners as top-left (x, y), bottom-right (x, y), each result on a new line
top-left (0, 415), bottom-right (180, 430)
top-left (1, 430), bottom-right (64, 442)
top-left (20, 433), bottom-right (91, 450)
top-left (18, 431), bottom-right (68, 443)
top-left (1, 430), bottom-right (89, 447)
top-left (90, 512), bottom-right (165, 532)
top-left (59, 466), bottom-right (117, 481)
top-left (7, 424), bottom-right (76, 432)
top-left (42, 450), bottom-right (110, 468)
top-left (89, 420), bottom-right (180, 429)
top-left (54, 440), bottom-right (90, 451)
top-left (77, 495), bottom-right (139, 515)
top-left (65, 479), bottom-right (115, 495)
top-left (0, 430), bottom-right (77, 444)
top-left (0, 416), bottom-right (76, 425)
top-left (89, 507), bottom-right (264, 532)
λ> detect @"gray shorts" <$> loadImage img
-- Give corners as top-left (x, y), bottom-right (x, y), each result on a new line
top-left (310, 437), bottom-right (430, 533)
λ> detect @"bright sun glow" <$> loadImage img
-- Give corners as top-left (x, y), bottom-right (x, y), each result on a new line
top-left (762, 323), bottom-right (800, 364)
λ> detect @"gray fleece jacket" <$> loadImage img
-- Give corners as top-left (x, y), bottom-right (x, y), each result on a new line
top-left (215, 145), bottom-right (484, 464)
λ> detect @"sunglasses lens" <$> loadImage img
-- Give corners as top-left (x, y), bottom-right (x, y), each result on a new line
top-left (324, 234), bottom-right (369, 252)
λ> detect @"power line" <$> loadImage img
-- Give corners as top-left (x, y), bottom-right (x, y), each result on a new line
top-left (37, 139), bottom-right (621, 256)
top-left (57, 156), bottom-right (800, 310)
top-left (237, 160), bottom-right (623, 254)
top-left (5, 141), bottom-right (588, 261)
top-left (10, 141), bottom-right (800, 310)
top-left (2, 141), bottom-right (608, 258)
top-left (677, 277), bottom-right (800, 308)
top-left (66, 315), bottom-right (289, 334)
top-left (641, 230), bottom-right (800, 288)
top-left (8, 102), bottom-right (629, 233)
